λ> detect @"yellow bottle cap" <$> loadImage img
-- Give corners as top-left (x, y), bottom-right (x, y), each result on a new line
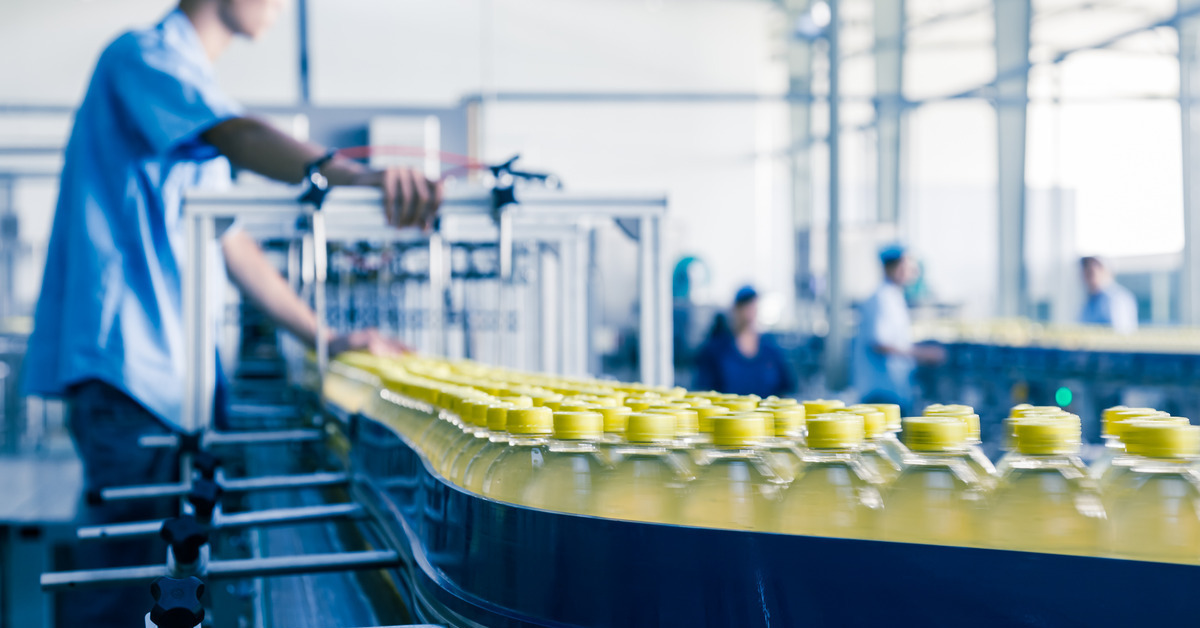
top-left (682, 396), bottom-right (714, 408)
top-left (597, 405), bottom-right (632, 434)
top-left (574, 395), bottom-right (620, 408)
top-left (766, 407), bottom-right (805, 437)
top-left (552, 411), bottom-right (603, 440)
top-left (713, 398), bottom-right (758, 412)
top-left (806, 413), bottom-right (865, 449)
top-left (854, 403), bottom-right (901, 431)
top-left (1009, 405), bottom-right (1064, 418)
top-left (711, 415), bottom-right (768, 447)
top-left (840, 407), bottom-right (885, 438)
top-left (625, 412), bottom-right (677, 443)
top-left (559, 401), bottom-right (601, 413)
top-left (1123, 421), bottom-right (1200, 458)
top-left (1105, 408), bottom-right (1169, 440)
top-left (498, 395), bottom-right (534, 409)
top-left (803, 399), bottom-right (845, 416)
top-left (528, 392), bottom-right (562, 408)
top-left (645, 407), bottom-right (700, 437)
top-left (487, 403), bottom-right (515, 431)
top-left (696, 405), bottom-right (732, 433)
top-left (923, 403), bottom-right (974, 417)
top-left (1014, 420), bottom-right (1080, 455)
top-left (507, 406), bottom-right (553, 435)
top-left (903, 416), bottom-right (968, 452)
top-left (760, 396), bottom-right (800, 408)
top-left (624, 397), bottom-right (661, 412)
top-left (465, 399), bottom-right (495, 427)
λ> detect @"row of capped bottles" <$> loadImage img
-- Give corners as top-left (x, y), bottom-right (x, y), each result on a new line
top-left (327, 352), bottom-right (1200, 564)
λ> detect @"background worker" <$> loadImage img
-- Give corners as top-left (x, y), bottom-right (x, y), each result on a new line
top-left (693, 286), bottom-right (796, 397)
top-left (853, 245), bottom-right (943, 414)
top-left (23, 1), bottom-right (440, 625)
top-left (1080, 256), bottom-right (1139, 334)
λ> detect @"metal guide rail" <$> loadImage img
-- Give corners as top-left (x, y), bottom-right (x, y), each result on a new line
top-left (183, 184), bottom-right (671, 435)
top-left (344, 393), bottom-right (1200, 628)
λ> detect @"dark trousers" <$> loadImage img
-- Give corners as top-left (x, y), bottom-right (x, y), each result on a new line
top-left (59, 380), bottom-right (179, 628)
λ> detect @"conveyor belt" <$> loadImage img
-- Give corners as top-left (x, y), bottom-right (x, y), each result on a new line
top-left (343, 396), bottom-right (1200, 628)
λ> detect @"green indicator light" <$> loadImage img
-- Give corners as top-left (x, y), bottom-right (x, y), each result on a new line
top-left (1055, 387), bottom-right (1073, 407)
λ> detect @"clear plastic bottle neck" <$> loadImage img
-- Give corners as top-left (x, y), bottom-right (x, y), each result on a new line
top-left (549, 439), bottom-right (600, 453)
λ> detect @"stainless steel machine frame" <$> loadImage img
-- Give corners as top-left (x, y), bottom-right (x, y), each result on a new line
top-left (181, 185), bottom-right (671, 433)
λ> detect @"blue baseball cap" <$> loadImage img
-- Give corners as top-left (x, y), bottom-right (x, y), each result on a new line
top-left (879, 244), bottom-right (906, 265)
top-left (734, 285), bottom-right (758, 306)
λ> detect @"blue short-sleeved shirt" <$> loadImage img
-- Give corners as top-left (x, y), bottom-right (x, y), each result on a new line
top-left (23, 10), bottom-right (241, 431)
top-left (1080, 283), bottom-right (1139, 334)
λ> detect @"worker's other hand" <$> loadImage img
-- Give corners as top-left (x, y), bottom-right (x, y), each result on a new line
top-left (329, 329), bottom-right (412, 358)
top-left (356, 167), bottom-right (442, 231)
top-left (912, 343), bottom-right (947, 366)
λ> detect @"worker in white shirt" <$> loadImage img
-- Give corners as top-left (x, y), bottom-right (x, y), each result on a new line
top-left (852, 245), bottom-right (943, 414)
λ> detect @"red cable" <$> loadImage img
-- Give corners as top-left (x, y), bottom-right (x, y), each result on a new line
top-left (332, 145), bottom-right (491, 179)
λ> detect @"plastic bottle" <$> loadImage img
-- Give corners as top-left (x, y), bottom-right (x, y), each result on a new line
top-left (922, 405), bottom-right (996, 487)
top-left (460, 404), bottom-right (525, 492)
top-left (853, 403), bottom-right (907, 465)
top-left (841, 407), bottom-right (902, 483)
top-left (596, 405), bottom-right (633, 465)
top-left (760, 406), bottom-right (807, 482)
top-left (593, 412), bottom-right (694, 524)
top-left (679, 415), bottom-right (782, 531)
top-left (1098, 415), bottom-right (1191, 507)
top-left (1108, 422), bottom-right (1200, 564)
top-left (993, 407), bottom-right (1075, 478)
top-left (1092, 407), bottom-right (1168, 481)
top-left (440, 395), bottom-right (531, 477)
top-left (479, 407), bottom-right (555, 503)
top-left (777, 413), bottom-right (882, 539)
top-left (987, 419), bottom-right (1105, 556)
top-left (519, 411), bottom-right (608, 514)
top-left (882, 417), bottom-right (984, 547)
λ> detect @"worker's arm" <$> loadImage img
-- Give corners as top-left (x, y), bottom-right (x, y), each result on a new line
top-left (202, 116), bottom-right (442, 230)
top-left (221, 230), bottom-right (408, 356)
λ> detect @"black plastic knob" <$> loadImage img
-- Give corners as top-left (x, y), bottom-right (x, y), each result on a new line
top-left (160, 517), bottom-right (208, 565)
top-left (149, 576), bottom-right (205, 628)
top-left (191, 452), bottom-right (221, 481)
top-left (187, 479), bottom-right (223, 524)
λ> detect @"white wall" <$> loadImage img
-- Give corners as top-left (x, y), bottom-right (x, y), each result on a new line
top-left (0, 0), bottom-right (298, 105)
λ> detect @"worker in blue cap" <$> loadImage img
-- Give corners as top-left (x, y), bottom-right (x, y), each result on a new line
top-left (24, 2), bottom-right (440, 625)
top-left (853, 245), bottom-right (942, 413)
top-left (694, 285), bottom-right (796, 397)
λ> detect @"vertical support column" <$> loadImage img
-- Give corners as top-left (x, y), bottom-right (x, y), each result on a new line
top-left (297, 0), bottom-right (311, 104)
top-left (637, 213), bottom-right (673, 387)
top-left (786, 0), bottom-right (816, 314)
top-left (428, 234), bottom-right (447, 356)
top-left (875, 0), bottom-right (906, 224)
top-left (994, 0), bottom-right (1032, 318)
top-left (182, 211), bottom-right (214, 434)
top-left (1179, 0), bottom-right (1200, 324)
top-left (826, 0), bottom-right (848, 390)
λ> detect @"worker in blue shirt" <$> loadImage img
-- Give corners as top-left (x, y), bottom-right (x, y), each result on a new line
top-left (24, 2), bottom-right (440, 625)
top-left (853, 246), bottom-right (943, 414)
top-left (694, 286), bottom-right (796, 397)
top-left (1079, 256), bottom-right (1138, 333)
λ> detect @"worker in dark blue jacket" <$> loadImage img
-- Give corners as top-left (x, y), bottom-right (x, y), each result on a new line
top-left (693, 286), bottom-right (796, 397)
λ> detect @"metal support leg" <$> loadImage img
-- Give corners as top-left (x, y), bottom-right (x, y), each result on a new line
top-left (875, 0), bottom-right (906, 225)
top-left (826, 0), bottom-right (848, 391)
top-left (994, 0), bottom-right (1032, 318)
top-left (1180, 0), bottom-right (1200, 324)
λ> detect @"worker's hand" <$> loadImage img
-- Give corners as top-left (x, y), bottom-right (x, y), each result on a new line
top-left (355, 167), bottom-right (442, 231)
top-left (912, 343), bottom-right (946, 365)
top-left (328, 329), bottom-right (413, 358)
